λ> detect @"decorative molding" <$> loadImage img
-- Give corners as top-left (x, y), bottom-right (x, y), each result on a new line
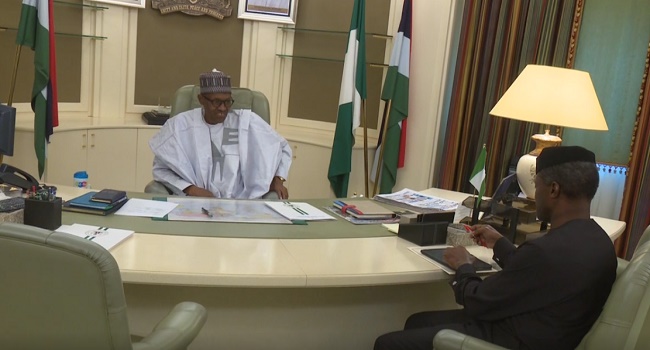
top-left (92, 0), bottom-right (145, 8)
top-left (151, 0), bottom-right (234, 20)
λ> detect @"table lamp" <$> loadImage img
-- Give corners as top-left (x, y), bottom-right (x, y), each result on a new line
top-left (489, 64), bottom-right (608, 199)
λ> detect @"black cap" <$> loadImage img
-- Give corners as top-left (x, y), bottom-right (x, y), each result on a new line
top-left (536, 146), bottom-right (595, 174)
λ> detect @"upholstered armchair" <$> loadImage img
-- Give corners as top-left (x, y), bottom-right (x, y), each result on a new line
top-left (432, 224), bottom-right (650, 349)
top-left (0, 223), bottom-right (207, 350)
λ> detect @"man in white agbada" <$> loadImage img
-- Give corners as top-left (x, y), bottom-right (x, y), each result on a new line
top-left (149, 69), bottom-right (291, 199)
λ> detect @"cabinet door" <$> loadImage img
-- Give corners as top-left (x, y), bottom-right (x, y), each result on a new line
top-left (135, 128), bottom-right (159, 192)
top-left (87, 129), bottom-right (138, 191)
top-left (46, 130), bottom-right (88, 186)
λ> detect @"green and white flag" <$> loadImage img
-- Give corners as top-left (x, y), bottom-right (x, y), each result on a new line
top-left (469, 145), bottom-right (487, 206)
top-left (15, 0), bottom-right (59, 179)
top-left (371, 0), bottom-right (412, 194)
top-left (327, 0), bottom-right (367, 198)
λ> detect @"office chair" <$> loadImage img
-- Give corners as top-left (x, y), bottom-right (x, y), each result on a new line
top-left (432, 224), bottom-right (650, 350)
top-left (145, 85), bottom-right (279, 199)
top-left (0, 222), bottom-right (207, 350)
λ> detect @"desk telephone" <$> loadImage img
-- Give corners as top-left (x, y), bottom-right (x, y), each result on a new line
top-left (0, 163), bottom-right (40, 191)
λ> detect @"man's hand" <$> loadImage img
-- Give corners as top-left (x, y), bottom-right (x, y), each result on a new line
top-left (183, 185), bottom-right (214, 198)
top-left (270, 176), bottom-right (289, 199)
top-left (469, 224), bottom-right (503, 249)
top-left (443, 246), bottom-right (473, 270)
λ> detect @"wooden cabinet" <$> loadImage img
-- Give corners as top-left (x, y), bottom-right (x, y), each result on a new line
top-left (46, 129), bottom-right (138, 191)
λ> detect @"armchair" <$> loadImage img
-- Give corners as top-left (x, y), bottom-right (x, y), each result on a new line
top-left (0, 223), bottom-right (207, 350)
top-left (145, 85), bottom-right (279, 199)
top-left (433, 224), bottom-right (650, 349)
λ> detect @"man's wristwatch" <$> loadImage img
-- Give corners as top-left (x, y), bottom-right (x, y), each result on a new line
top-left (275, 176), bottom-right (286, 182)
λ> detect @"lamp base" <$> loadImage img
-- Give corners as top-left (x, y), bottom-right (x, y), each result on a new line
top-left (516, 130), bottom-right (562, 199)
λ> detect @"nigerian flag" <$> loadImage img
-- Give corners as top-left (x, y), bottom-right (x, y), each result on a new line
top-left (16, 0), bottom-right (59, 178)
top-left (372, 0), bottom-right (411, 194)
top-left (469, 145), bottom-right (487, 207)
top-left (328, 0), bottom-right (367, 198)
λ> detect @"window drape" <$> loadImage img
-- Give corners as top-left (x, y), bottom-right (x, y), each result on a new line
top-left (437, 0), bottom-right (582, 195)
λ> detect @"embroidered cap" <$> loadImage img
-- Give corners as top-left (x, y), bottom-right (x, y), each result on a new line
top-left (536, 146), bottom-right (596, 174)
top-left (199, 69), bottom-right (231, 94)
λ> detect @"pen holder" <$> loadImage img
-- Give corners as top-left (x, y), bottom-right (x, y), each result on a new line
top-left (24, 197), bottom-right (62, 230)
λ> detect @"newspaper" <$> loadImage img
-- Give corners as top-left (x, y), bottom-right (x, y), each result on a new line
top-left (374, 188), bottom-right (459, 213)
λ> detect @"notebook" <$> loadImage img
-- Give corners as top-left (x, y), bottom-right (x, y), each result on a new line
top-left (91, 189), bottom-right (127, 204)
top-left (67, 192), bottom-right (127, 210)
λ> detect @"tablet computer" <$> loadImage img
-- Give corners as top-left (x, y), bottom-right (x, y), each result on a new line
top-left (420, 248), bottom-right (493, 272)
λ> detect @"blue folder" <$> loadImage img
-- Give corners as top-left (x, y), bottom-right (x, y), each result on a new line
top-left (67, 192), bottom-right (126, 210)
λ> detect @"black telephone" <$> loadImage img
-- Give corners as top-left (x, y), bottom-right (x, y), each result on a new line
top-left (0, 163), bottom-right (40, 191)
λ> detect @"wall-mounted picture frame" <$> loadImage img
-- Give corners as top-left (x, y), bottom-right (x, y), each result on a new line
top-left (237, 0), bottom-right (298, 25)
top-left (91, 0), bottom-right (145, 8)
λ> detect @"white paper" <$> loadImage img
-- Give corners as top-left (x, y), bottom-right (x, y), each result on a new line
top-left (56, 224), bottom-right (133, 251)
top-left (265, 201), bottom-right (336, 221)
top-left (114, 198), bottom-right (178, 218)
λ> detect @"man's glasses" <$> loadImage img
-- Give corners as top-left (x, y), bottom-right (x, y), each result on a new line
top-left (202, 95), bottom-right (234, 108)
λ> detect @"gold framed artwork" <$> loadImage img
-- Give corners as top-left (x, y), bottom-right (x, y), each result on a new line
top-left (237, 0), bottom-right (298, 25)
top-left (91, 0), bottom-right (145, 8)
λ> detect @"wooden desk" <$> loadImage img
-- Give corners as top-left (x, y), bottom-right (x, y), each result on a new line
top-left (55, 186), bottom-right (626, 350)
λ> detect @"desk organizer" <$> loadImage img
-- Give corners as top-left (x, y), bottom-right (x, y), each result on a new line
top-left (24, 197), bottom-right (62, 230)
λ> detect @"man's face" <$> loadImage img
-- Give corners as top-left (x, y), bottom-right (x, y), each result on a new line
top-left (534, 175), bottom-right (552, 222)
top-left (199, 92), bottom-right (233, 123)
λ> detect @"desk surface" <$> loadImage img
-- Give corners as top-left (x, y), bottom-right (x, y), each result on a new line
top-left (56, 186), bottom-right (626, 288)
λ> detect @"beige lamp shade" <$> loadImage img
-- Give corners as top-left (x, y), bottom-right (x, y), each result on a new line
top-left (489, 65), bottom-right (608, 199)
top-left (489, 65), bottom-right (608, 131)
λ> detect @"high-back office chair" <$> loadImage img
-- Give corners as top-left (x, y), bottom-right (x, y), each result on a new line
top-left (432, 224), bottom-right (650, 350)
top-left (0, 223), bottom-right (207, 350)
top-left (144, 85), bottom-right (279, 198)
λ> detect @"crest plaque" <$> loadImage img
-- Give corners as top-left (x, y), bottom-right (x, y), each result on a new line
top-left (152, 0), bottom-right (233, 20)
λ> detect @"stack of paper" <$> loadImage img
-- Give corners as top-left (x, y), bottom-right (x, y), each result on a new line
top-left (374, 188), bottom-right (459, 213)
top-left (56, 224), bottom-right (134, 251)
top-left (332, 199), bottom-right (395, 220)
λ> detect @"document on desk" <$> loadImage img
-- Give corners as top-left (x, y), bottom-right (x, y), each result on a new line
top-left (265, 201), bottom-right (335, 221)
top-left (114, 198), bottom-right (178, 218)
top-left (166, 197), bottom-right (291, 224)
top-left (56, 224), bottom-right (133, 251)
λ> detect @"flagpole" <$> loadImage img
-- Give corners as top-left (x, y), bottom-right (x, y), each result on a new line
top-left (362, 99), bottom-right (369, 197)
top-left (372, 99), bottom-right (392, 197)
top-left (7, 46), bottom-right (22, 107)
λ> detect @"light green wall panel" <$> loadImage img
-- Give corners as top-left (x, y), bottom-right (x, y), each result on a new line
top-left (563, 0), bottom-right (650, 164)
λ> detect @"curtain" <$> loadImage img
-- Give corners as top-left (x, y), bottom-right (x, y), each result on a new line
top-left (437, 0), bottom-right (582, 195)
top-left (616, 41), bottom-right (650, 260)
top-left (591, 164), bottom-right (627, 220)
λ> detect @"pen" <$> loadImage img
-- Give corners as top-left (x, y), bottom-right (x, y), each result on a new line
top-left (201, 207), bottom-right (213, 218)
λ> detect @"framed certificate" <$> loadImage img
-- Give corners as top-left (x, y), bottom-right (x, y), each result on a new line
top-left (91, 0), bottom-right (145, 8)
top-left (237, 0), bottom-right (298, 25)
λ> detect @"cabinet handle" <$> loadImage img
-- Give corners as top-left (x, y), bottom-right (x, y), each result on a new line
top-left (91, 133), bottom-right (95, 148)
top-left (82, 133), bottom-right (87, 149)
